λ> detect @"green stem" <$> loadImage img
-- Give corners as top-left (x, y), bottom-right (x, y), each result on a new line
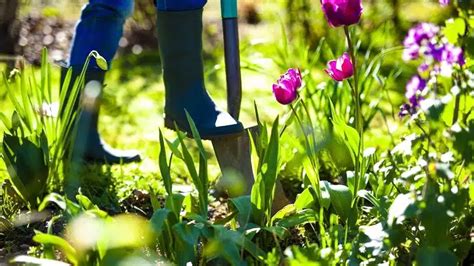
top-left (344, 26), bottom-right (364, 201)
top-left (290, 103), bottom-right (317, 169)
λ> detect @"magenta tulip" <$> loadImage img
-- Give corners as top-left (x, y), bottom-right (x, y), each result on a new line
top-left (439, 0), bottom-right (449, 6)
top-left (325, 53), bottom-right (354, 81)
top-left (321, 0), bottom-right (363, 27)
top-left (273, 68), bottom-right (302, 105)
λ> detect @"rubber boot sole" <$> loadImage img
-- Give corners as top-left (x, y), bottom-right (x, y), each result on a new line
top-left (164, 117), bottom-right (244, 140)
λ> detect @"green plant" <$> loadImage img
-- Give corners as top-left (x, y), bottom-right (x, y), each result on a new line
top-left (0, 49), bottom-right (107, 207)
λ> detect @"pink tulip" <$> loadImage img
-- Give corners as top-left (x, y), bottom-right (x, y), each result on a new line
top-left (273, 68), bottom-right (302, 105)
top-left (325, 53), bottom-right (354, 81)
top-left (321, 0), bottom-right (363, 27)
top-left (439, 0), bottom-right (449, 6)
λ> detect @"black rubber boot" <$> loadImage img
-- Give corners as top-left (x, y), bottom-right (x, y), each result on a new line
top-left (60, 67), bottom-right (141, 164)
top-left (156, 9), bottom-right (244, 139)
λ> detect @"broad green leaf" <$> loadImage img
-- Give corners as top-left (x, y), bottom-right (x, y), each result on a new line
top-left (294, 187), bottom-right (316, 211)
top-left (165, 193), bottom-right (185, 220)
top-left (416, 247), bottom-right (457, 266)
top-left (262, 226), bottom-right (287, 239)
top-left (443, 18), bottom-right (466, 45)
top-left (150, 208), bottom-right (173, 235)
top-left (33, 233), bottom-right (78, 265)
top-left (3, 134), bottom-right (48, 206)
top-left (388, 193), bottom-right (416, 226)
top-left (319, 181), bottom-right (331, 209)
top-left (321, 181), bottom-right (352, 221)
top-left (229, 195), bottom-right (253, 228)
top-left (214, 225), bottom-right (266, 262)
top-left (38, 193), bottom-right (66, 211)
top-left (173, 223), bottom-right (201, 265)
top-left (271, 204), bottom-right (296, 223)
top-left (275, 209), bottom-right (318, 228)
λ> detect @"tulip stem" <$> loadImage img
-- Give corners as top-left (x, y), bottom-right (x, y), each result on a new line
top-left (344, 26), bottom-right (364, 201)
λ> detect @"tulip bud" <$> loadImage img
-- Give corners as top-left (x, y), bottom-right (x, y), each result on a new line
top-left (321, 0), bottom-right (363, 27)
top-left (325, 53), bottom-right (354, 82)
top-left (272, 68), bottom-right (302, 105)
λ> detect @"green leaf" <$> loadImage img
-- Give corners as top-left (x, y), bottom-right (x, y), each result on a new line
top-left (0, 112), bottom-right (11, 132)
top-left (250, 116), bottom-right (281, 226)
top-left (327, 99), bottom-right (359, 169)
top-left (213, 225), bottom-right (267, 262)
top-left (294, 187), bottom-right (316, 211)
top-left (150, 208), bottom-right (173, 235)
top-left (33, 233), bottom-right (78, 265)
top-left (274, 209), bottom-right (318, 228)
top-left (166, 138), bottom-right (183, 160)
top-left (173, 223), bottom-right (201, 265)
top-left (2, 134), bottom-right (49, 206)
top-left (38, 193), bottom-right (66, 212)
top-left (159, 130), bottom-right (173, 196)
top-left (388, 193), bottom-right (416, 226)
top-left (303, 160), bottom-right (320, 200)
top-left (76, 194), bottom-right (108, 218)
top-left (443, 18), bottom-right (466, 45)
top-left (229, 195), bottom-right (253, 228)
top-left (271, 204), bottom-right (296, 223)
top-left (176, 128), bottom-right (206, 216)
top-left (165, 193), bottom-right (185, 220)
top-left (319, 182), bottom-right (331, 209)
top-left (416, 247), bottom-right (457, 266)
top-left (262, 226), bottom-right (287, 239)
top-left (321, 181), bottom-right (353, 221)
top-left (185, 111), bottom-right (207, 160)
top-left (357, 190), bottom-right (387, 217)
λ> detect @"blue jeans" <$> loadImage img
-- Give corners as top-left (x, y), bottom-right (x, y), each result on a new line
top-left (69, 0), bottom-right (207, 69)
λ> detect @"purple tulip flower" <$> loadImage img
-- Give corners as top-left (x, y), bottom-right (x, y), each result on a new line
top-left (439, 0), bottom-right (449, 6)
top-left (273, 68), bottom-right (302, 105)
top-left (320, 0), bottom-right (363, 27)
top-left (325, 52), bottom-right (354, 82)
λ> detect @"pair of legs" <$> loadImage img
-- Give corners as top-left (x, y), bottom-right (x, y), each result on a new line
top-left (66, 0), bottom-right (244, 164)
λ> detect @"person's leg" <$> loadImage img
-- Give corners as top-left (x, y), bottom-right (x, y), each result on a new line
top-left (69, 0), bottom-right (133, 69)
top-left (64, 0), bottom-right (140, 164)
top-left (155, 0), bottom-right (244, 139)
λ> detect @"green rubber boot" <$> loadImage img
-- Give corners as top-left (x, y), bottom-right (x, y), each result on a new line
top-left (156, 9), bottom-right (244, 139)
top-left (61, 67), bottom-right (141, 164)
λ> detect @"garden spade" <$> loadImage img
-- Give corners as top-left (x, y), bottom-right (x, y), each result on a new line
top-left (212, 0), bottom-right (254, 196)
top-left (212, 0), bottom-right (289, 209)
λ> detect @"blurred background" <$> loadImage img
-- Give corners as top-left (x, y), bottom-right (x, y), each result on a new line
top-left (0, 0), bottom-right (451, 65)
